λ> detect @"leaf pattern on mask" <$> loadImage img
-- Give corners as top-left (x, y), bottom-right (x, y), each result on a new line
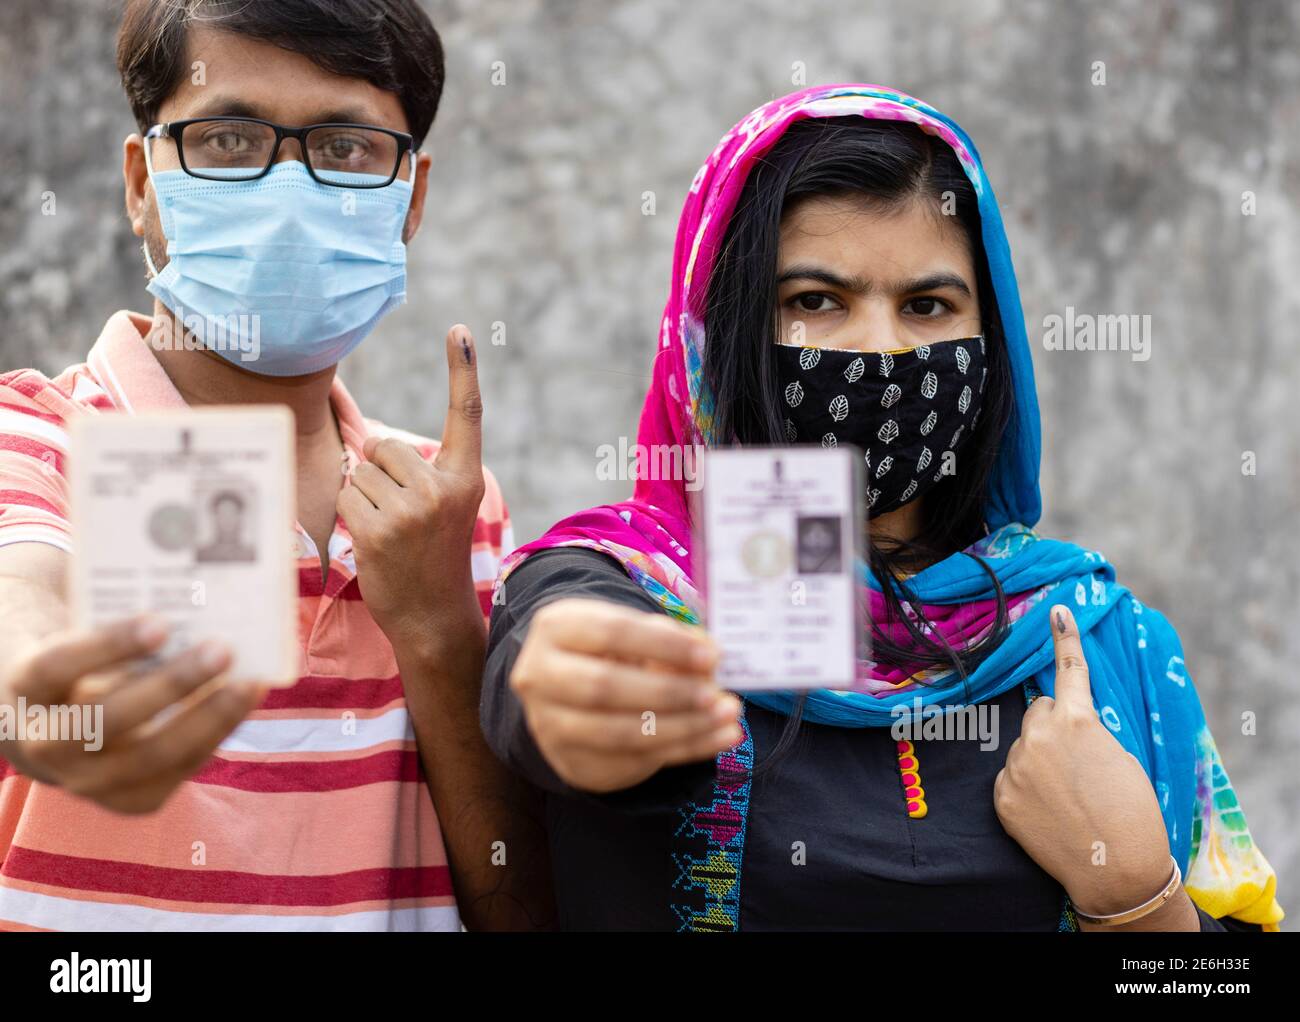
top-left (773, 336), bottom-right (985, 517)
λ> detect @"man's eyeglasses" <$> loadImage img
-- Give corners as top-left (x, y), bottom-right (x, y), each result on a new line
top-left (145, 117), bottom-right (416, 189)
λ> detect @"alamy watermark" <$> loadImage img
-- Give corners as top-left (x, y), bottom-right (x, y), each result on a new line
top-left (595, 438), bottom-right (704, 491)
top-left (0, 698), bottom-right (103, 751)
top-left (147, 304), bottom-right (262, 365)
top-left (890, 697), bottom-right (1000, 750)
top-left (1042, 305), bottom-right (1151, 362)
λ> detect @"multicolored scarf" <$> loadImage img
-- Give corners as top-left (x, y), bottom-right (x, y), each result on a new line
top-left (495, 84), bottom-right (1283, 931)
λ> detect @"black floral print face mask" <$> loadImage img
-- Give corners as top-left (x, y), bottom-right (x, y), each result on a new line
top-left (775, 336), bottom-right (987, 515)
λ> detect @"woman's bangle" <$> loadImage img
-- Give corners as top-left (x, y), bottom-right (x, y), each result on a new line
top-left (1072, 856), bottom-right (1182, 927)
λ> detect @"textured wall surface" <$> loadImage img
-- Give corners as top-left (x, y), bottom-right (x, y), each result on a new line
top-left (2, 0), bottom-right (1296, 919)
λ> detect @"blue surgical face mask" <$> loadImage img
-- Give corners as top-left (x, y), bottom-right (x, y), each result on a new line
top-left (142, 145), bottom-right (414, 377)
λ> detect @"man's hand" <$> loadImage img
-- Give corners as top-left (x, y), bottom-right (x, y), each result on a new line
top-left (337, 324), bottom-right (557, 929)
top-left (338, 324), bottom-right (487, 651)
top-left (0, 615), bottom-right (264, 814)
top-left (510, 598), bottom-right (741, 793)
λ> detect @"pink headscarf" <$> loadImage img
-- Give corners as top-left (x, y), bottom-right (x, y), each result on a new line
top-left (495, 84), bottom-right (1039, 691)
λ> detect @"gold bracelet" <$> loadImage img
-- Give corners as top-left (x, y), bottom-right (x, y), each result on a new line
top-left (1072, 856), bottom-right (1182, 927)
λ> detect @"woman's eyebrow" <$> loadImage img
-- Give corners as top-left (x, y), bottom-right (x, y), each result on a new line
top-left (776, 265), bottom-right (873, 293)
top-left (776, 266), bottom-right (973, 298)
top-left (894, 272), bottom-right (972, 297)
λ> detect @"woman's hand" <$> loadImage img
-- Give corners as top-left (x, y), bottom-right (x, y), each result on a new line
top-left (509, 598), bottom-right (743, 793)
top-left (993, 604), bottom-right (1174, 919)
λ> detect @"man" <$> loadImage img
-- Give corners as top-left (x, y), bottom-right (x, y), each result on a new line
top-left (0, 0), bottom-right (551, 930)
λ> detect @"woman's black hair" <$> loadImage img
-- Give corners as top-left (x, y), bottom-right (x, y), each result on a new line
top-left (701, 116), bottom-right (1016, 771)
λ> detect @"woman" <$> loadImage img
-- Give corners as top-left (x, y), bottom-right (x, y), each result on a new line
top-left (481, 85), bottom-right (1283, 931)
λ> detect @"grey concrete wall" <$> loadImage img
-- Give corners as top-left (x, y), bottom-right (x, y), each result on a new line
top-left (2, 0), bottom-right (1296, 920)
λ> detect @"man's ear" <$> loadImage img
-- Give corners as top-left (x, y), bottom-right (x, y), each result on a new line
top-left (124, 134), bottom-right (149, 238)
top-left (402, 150), bottom-right (433, 245)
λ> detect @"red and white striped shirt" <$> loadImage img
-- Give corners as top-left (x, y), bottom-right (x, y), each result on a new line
top-left (0, 310), bottom-right (512, 930)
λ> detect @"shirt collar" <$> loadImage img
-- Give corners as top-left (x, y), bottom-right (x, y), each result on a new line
top-left (85, 310), bottom-right (186, 413)
top-left (86, 310), bottom-right (372, 460)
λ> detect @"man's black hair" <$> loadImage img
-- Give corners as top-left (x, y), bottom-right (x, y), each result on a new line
top-left (117, 0), bottom-right (445, 148)
top-left (210, 490), bottom-right (245, 513)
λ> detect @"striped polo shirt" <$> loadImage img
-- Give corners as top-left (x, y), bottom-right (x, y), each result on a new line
top-left (0, 310), bottom-right (512, 930)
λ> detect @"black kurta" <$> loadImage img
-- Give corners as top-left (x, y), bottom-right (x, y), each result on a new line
top-left (480, 547), bottom-right (1255, 932)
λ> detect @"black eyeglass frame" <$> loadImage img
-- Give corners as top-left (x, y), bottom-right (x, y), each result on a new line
top-left (144, 116), bottom-right (417, 189)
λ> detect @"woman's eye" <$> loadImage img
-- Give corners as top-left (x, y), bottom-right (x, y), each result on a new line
top-left (793, 293), bottom-right (838, 313)
top-left (904, 297), bottom-right (950, 318)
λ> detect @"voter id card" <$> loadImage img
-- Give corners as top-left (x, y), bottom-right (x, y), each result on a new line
top-left (68, 407), bottom-right (298, 686)
top-left (695, 445), bottom-right (865, 690)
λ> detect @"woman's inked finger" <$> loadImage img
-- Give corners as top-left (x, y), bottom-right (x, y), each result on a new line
top-left (1048, 604), bottom-right (1092, 713)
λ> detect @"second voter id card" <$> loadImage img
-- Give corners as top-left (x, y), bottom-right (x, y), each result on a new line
top-left (695, 445), bottom-right (865, 690)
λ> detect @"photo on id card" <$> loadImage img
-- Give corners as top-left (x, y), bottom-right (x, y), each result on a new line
top-left (694, 445), bottom-right (866, 691)
top-left (67, 407), bottom-right (298, 686)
